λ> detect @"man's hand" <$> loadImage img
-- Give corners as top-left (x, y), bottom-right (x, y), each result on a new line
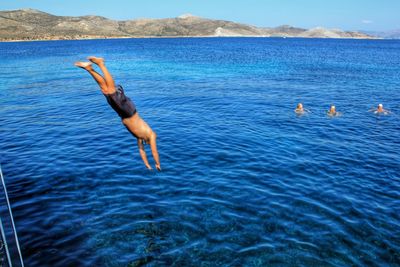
top-left (150, 132), bottom-right (161, 171)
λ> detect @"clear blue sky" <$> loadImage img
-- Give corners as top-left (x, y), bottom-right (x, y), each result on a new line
top-left (1, 0), bottom-right (399, 31)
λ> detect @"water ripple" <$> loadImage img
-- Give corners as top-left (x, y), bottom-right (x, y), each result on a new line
top-left (1, 38), bottom-right (400, 266)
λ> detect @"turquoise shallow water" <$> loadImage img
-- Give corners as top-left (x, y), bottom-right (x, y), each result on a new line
top-left (0, 37), bottom-right (400, 266)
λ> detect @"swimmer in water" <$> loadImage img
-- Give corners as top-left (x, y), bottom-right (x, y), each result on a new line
top-left (75, 56), bottom-right (161, 171)
top-left (294, 103), bottom-right (310, 114)
top-left (327, 105), bottom-right (341, 117)
top-left (370, 104), bottom-right (390, 115)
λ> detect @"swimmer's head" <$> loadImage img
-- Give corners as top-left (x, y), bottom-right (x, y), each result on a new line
top-left (377, 104), bottom-right (383, 111)
top-left (297, 103), bottom-right (303, 109)
top-left (330, 105), bottom-right (336, 113)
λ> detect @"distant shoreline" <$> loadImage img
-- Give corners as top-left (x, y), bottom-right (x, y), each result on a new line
top-left (0, 9), bottom-right (379, 42)
top-left (0, 35), bottom-right (383, 43)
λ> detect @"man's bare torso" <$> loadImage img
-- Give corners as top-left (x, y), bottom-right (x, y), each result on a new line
top-left (122, 112), bottom-right (153, 142)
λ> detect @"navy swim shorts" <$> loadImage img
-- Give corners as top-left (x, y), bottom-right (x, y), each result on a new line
top-left (104, 85), bottom-right (137, 119)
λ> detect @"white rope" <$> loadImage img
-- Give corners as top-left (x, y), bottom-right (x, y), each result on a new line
top-left (0, 165), bottom-right (24, 267)
top-left (0, 216), bottom-right (12, 266)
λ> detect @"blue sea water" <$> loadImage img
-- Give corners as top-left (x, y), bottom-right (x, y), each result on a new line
top-left (0, 37), bottom-right (400, 266)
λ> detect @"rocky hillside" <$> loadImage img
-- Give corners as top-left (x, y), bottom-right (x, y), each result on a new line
top-left (0, 9), bottom-right (375, 41)
top-left (362, 29), bottom-right (400, 39)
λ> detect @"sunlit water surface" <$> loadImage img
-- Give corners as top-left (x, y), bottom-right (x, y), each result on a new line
top-left (0, 38), bottom-right (399, 266)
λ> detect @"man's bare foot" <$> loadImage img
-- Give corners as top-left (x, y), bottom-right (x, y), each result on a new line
top-left (87, 56), bottom-right (104, 65)
top-left (74, 61), bottom-right (93, 70)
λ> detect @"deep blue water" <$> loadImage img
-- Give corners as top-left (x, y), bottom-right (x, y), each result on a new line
top-left (0, 37), bottom-right (400, 266)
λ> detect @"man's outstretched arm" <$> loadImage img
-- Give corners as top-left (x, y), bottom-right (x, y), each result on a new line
top-left (137, 139), bottom-right (152, 170)
top-left (150, 132), bottom-right (161, 171)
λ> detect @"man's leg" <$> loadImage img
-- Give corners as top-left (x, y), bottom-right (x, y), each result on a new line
top-left (75, 62), bottom-right (112, 94)
top-left (87, 57), bottom-right (116, 93)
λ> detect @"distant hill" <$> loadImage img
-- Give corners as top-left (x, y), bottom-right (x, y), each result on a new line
top-left (362, 29), bottom-right (400, 39)
top-left (0, 9), bottom-right (375, 41)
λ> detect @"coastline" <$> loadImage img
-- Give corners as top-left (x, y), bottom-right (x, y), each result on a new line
top-left (0, 35), bottom-right (382, 43)
top-left (0, 9), bottom-right (380, 43)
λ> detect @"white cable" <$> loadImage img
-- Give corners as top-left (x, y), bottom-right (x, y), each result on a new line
top-left (0, 216), bottom-right (12, 266)
top-left (0, 165), bottom-right (24, 267)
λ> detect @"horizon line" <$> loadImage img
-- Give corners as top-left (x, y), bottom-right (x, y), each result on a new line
top-left (0, 8), bottom-right (396, 33)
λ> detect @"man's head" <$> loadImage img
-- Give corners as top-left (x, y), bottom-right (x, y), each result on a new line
top-left (297, 103), bottom-right (303, 110)
top-left (378, 104), bottom-right (384, 112)
top-left (330, 105), bottom-right (336, 113)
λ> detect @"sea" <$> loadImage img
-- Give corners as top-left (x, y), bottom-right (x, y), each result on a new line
top-left (0, 37), bottom-right (399, 266)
